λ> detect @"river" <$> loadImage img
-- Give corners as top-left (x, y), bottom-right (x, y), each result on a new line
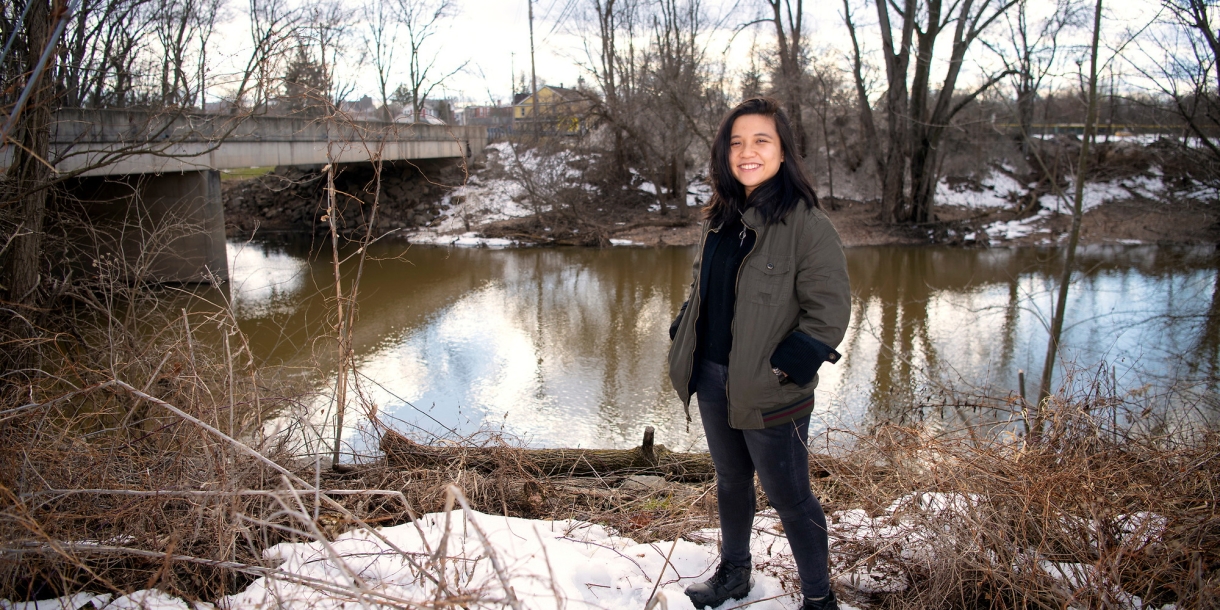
top-left (226, 239), bottom-right (1220, 453)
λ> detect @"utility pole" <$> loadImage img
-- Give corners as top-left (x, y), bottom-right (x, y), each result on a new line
top-left (528, 0), bottom-right (540, 136)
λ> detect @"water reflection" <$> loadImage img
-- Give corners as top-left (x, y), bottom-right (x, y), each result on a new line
top-left (841, 246), bottom-right (1220, 430)
top-left (227, 240), bottom-right (310, 318)
top-left (229, 240), bottom-right (1220, 451)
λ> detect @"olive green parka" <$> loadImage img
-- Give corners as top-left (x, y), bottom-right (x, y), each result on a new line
top-left (667, 202), bottom-right (851, 429)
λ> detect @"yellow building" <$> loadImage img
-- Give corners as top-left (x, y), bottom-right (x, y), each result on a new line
top-left (512, 85), bottom-right (590, 134)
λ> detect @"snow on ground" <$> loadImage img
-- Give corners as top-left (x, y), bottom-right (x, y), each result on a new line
top-left (5, 510), bottom-right (850, 610)
top-left (936, 172), bottom-right (1028, 209)
top-left (408, 144), bottom-right (533, 246)
top-left (1, 590), bottom-right (211, 610)
top-left (949, 170), bottom-right (1218, 244)
top-left (409, 144), bottom-right (711, 248)
top-left (981, 176), bottom-right (1167, 243)
top-left (4, 498), bottom-right (1174, 610)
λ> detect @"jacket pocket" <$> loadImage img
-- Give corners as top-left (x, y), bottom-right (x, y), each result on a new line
top-left (744, 255), bottom-right (792, 306)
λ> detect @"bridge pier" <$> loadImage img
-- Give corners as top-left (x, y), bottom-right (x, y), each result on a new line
top-left (8, 110), bottom-right (490, 284)
top-left (76, 170), bottom-right (228, 284)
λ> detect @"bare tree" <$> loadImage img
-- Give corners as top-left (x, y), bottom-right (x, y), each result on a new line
top-left (810, 61), bottom-right (841, 205)
top-left (300, 0), bottom-right (357, 110)
top-left (393, 0), bottom-right (466, 123)
top-left (362, 0), bottom-right (399, 121)
top-left (578, 0), bottom-right (726, 216)
top-left (763, 0), bottom-right (808, 157)
top-left (1035, 0), bottom-right (1104, 432)
top-left (983, 0), bottom-right (1080, 155)
top-left (232, 0), bottom-right (299, 112)
top-left (55, 0), bottom-right (157, 108)
top-left (638, 0), bottom-right (716, 217)
top-left (154, 0), bottom-right (200, 106)
top-left (844, 0), bottom-right (1019, 224)
top-left (1129, 0), bottom-right (1220, 177)
top-left (1, 0), bottom-right (58, 354)
top-left (582, 0), bottom-right (641, 183)
top-left (841, 0), bottom-right (881, 178)
top-left (172, 0), bottom-right (225, 108)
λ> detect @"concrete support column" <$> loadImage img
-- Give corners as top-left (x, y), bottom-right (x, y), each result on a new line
top-left (76, 170), bottom-right (229, 284)
top-left (138, 170), bottom-right (228, 283)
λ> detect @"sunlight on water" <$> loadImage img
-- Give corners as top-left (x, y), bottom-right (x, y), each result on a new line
top-left (228, 240), bottom-right (1220, 451)
top-left (227, 241), bottom-right (309, 317)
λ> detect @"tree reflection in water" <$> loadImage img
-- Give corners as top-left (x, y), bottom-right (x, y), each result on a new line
top-left (221, 240), bottom-right (1220, 449)
top-left (844, 245), bottom-right (1220, 433)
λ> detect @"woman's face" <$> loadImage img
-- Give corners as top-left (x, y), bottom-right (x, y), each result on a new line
top-left (729, 114), bottom-right (783, 197)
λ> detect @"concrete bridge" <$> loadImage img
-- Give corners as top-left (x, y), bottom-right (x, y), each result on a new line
top-left (6, 109), bottom-right (488, 282)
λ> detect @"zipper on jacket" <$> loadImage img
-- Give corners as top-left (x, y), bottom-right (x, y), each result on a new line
top-left (724, 216), bottom-right (760, 414)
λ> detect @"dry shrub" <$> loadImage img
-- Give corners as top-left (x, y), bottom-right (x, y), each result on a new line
top-left (815, 396), bottom-right (1220, 609)
top-left (0, 293), bottom-right (303, 600)
top-left (0, 379), bottom-right (714, 604)
top-left (324, 426), bottom-right (719, 545)
top-left (4, 242), bottom-right (1215, 608)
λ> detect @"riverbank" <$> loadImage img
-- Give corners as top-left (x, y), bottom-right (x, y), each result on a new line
top-left (223, 140), bottom-right (1219, 249)
top-left (4, 394), bottom-right (1213, 609)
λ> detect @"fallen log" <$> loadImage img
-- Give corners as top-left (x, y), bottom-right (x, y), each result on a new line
top-left (380, 427), bottom-right (836, 482)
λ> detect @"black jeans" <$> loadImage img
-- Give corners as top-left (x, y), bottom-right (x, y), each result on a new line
top-left (696, 360), bottom-right (831, 599)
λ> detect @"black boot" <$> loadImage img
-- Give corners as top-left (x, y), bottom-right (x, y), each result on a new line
top-left (802, 590), bottom-right (839, 610)
top-left (684, 561), bottom-right (753, 609)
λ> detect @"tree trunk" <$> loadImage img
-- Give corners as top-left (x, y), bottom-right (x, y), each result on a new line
top-left (3, 0), bottom-right (55, 369)
top-left (1017, 64), bottom-right (1036, 154)
top-left (770, 0), bottom-right (807, 157)
top-left (1033, 0), bottom-right (1104, 437)
top-left (908, 132), bottom-right (938, 224)
top-left (874, 0), bottom-right (916, 223)
top-left (843, 0), bottom-right (881, 182)
top-left (673, 146), bottom-right (688, 218)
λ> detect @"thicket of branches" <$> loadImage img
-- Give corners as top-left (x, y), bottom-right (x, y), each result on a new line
top-left (1, 0), bottom-right (1219, 605)
top-left (514, 0), bottom-right (1219, 225)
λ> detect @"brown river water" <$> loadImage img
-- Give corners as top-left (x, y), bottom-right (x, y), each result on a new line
top-left (225, 239), bottom-right (1220, 453)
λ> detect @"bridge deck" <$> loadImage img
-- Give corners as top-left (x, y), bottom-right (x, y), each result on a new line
top-left (4, 109), bottom-right (488, 176)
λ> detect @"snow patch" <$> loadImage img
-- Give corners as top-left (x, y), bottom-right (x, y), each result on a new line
top-left (5, 501), bottom-right (1172, 609)
top-left (937, 173), bottom-right (1025, 209)
top-left (410, 232), bottom-right (515, 248)
top-left (18, 510), bottom-right (859, 610)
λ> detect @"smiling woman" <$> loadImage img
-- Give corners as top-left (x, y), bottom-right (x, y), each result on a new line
top-left (667, 97), bottom-right (851, 610)
top-left (728, 114), bottom-right (784, 196)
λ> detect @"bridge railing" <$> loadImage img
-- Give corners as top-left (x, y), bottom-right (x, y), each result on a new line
top-left (50, 108), bottom-right (488, 145)
top-left (0, 108), bottom-right (488, 176)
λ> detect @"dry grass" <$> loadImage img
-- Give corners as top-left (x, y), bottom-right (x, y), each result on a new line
top-left (812, 401), bottom-right (1220, 609)
top-left (5, 357), bottom-right (1217, 608)
top-left (1, 197), bottom-right (1216, 608)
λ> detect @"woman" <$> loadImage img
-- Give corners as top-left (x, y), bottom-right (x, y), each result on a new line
top-left (668, 98), bottom-right (850, 610)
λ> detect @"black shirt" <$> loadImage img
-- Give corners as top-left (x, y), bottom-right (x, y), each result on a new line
top-left (698, 215), bottom-right (756, 365)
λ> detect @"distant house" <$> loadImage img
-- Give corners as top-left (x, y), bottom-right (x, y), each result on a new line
top-left (460, 105), bottom-right (514, 127)
top-left (340, 95), bottom-right (381, 120)
top-left (512, 85), bottom-right (591, 134)
top-left (396, 99), bottom-right (452, 124)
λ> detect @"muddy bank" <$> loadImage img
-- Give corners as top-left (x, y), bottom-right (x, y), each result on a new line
top-left (549, 192), bottom-right (1220, 248)
top-left (223, 159), bottom-right (469, 239)
top-left (222, 147), bottom-right (1219, 248)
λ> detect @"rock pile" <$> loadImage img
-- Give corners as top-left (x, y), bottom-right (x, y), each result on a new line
top-left (222, 160), bottom-right (466, 238)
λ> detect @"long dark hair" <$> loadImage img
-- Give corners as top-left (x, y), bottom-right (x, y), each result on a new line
top-left (704, 97), bottom-right (819, 227)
